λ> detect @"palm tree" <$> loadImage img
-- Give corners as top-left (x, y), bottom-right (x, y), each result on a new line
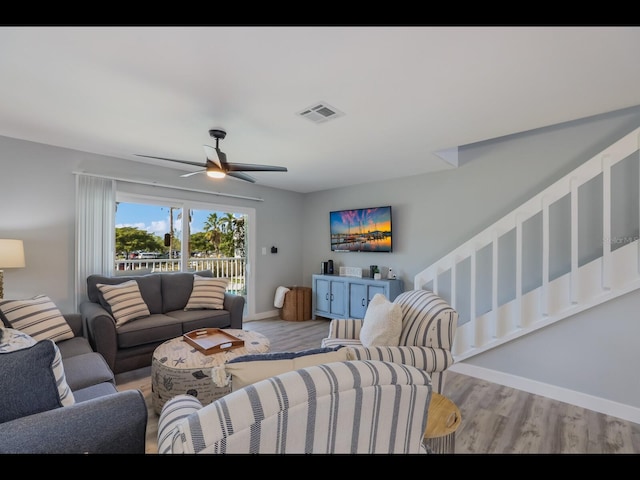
top-left (203, 213), bottom-right (223, 255)
top-left (220, 212), bottom-right (235, 234)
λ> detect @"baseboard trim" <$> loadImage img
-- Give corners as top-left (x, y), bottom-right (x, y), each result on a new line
top-left (244, 309), bottom-right (280, 322)
top-left (449, 362), bottom-right (640, 425)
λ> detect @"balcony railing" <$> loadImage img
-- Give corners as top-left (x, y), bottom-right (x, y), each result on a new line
top-left (114, 257), bottom-right (247, 295)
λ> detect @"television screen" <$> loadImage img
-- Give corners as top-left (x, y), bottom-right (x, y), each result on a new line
top-left (330, 206), bottom-right (392, 252)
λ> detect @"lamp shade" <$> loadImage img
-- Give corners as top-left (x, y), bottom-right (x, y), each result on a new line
top-left (0, 239), bottom-right (26, 268)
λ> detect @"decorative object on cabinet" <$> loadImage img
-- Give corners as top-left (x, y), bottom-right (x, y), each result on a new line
top-left (339, 266), bottom-right (363, 278)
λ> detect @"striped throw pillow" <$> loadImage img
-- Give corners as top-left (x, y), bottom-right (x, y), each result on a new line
top-left (97, 280), bottom-right (150, 327)
top-left (184, 275), bottom-right (228, 310)
top-left (0, 295), bottom-right (74, 343)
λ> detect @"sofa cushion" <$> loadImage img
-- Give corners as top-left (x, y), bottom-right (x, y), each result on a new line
top-left (184, 275), bottom-right (228, 310)
top-left (161, 270), bottom-right (213, 312)
top-left (55, 336), bottom-right (94, 359)
top-left (62, 352), bottom-right (115, 391)
top-left (97, 280), bottom-right (151, 327)
top-left (0, 329), bottom-right (75, 423)
top-left (114, 313), bottom-right (183, 349)
top-left (360, 293), bottom-right (402, 347)
top-left (220, 347), bottom-right (349, 391)
top-left (165, 309), bottom-right (231, 333)
top-left (0, 295), bottom-right (74, 343)
top-left (87, 273), bottom-right (163, 314)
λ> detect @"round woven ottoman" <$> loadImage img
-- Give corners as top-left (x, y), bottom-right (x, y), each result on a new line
top-left (151, 329), bottom-right (270, 415)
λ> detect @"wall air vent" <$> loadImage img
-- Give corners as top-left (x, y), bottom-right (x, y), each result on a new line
top-left (298, 102), bottom-right (345, 124)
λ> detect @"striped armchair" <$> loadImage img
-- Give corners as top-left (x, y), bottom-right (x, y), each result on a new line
top-left (157, 360), bottom-right (432, 454)
top-left (321, 290), bottom-right (458, 394)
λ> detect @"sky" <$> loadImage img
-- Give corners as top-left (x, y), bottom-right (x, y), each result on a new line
top-left (115, 202), bottom-right (235, 238)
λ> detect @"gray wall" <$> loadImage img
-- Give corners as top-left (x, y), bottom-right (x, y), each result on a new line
top-left (0, 137), bottom-right (304, 316)
top-left (302, 105), bottom-right (640, 411)
top-left (2, 105), bottom-right (640, 411)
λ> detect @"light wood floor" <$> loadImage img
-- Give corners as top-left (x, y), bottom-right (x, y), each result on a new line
top-left (115, 317), bottom-right (640, 454)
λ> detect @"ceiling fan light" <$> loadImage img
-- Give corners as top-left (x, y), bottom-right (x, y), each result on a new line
top-left (206, 161), bottom-right (226, 178)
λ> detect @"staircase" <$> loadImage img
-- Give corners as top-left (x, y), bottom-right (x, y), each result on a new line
top-left (414, 126), bottom-right (640, 362)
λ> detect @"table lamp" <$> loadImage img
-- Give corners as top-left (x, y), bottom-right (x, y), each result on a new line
top-left (0, 239), bottom-right (25, 299)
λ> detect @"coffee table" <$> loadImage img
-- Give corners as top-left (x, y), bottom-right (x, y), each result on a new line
top-left (151, 328), bottom-right (270, 414)
top-left (423, 392), bottom-right (462, 453)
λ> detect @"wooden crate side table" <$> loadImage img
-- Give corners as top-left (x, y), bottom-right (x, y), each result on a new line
top-left (280, 286), bottom-right (312, 321)
top-left (424, 392), bottom-right (462, 454)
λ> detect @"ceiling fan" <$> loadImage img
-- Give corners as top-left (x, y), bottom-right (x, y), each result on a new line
top-left (135, 128), bottom-right (288, 183)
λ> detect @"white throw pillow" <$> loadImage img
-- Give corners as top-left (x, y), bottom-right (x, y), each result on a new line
top-left (184, 275), bottom-right (228, 310)
top-left (96, 280), bottom-right (150, 327)
top-left (0, 295), bottom-right (74, 343)
top-left (359, 293), bottom-right (402, 347)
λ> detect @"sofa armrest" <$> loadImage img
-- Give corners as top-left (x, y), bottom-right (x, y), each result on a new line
top-left (79, 301), bottom-right (118, 371)
top-left (325, 318), bottom-right (364, 340)
top-left (346, 346), bottom-right (455, 393)
top-left (224, 293), bottom-right (245, 329)
top-left (0, 390), bottom-right (148, 454)
top-left (347, 345), bottom-right (454, 374)
top-left (157, 394), bottom-right (203, 454)
top-left (63, 313), bottom-right (84, 338)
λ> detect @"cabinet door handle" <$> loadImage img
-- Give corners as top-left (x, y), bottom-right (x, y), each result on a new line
top-left (330, 294), bottom-right (334, 301)
top-left (326, 293), bottom-right (329, 301)
top-left (361, 298), bottom-right (366, 307)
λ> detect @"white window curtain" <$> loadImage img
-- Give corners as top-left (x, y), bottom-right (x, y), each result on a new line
top-left (75, 174), bottom-right (115, 307)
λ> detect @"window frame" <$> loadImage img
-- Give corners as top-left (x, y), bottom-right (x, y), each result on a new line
top-left (115, 191), bottom-right (256, 317)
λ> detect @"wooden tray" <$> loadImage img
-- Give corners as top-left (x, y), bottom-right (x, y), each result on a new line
top-left (183, 328), bottom-right (245, 355)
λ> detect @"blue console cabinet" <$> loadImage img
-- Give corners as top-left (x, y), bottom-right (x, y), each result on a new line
top-left (312, 274), bottom-right (404, 320)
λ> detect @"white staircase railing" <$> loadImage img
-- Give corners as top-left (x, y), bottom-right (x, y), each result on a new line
top-left (415, 126), bottom-right (640, 362)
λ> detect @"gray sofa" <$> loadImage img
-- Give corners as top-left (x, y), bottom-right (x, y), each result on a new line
top-left (0, 313), bottom-right (148, 454)
top-left (80, 270), bottom-right (245, 374)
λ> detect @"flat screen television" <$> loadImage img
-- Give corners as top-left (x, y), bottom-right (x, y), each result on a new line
top-left (330, 206), bottom-right (392, 252)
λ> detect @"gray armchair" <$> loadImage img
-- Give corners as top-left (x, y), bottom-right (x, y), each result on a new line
top-left (0, 390), bottom-right (147, 454)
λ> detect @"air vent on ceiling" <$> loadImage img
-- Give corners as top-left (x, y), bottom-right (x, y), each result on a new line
top-left (298, 102), bottom-right (345, 124)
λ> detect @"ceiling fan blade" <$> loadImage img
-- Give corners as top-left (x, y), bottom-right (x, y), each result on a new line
top-left (227, 171), bottom-right (257, 183)
top-left (225, 162), bottom-right (288, 173)
top-left (180, 170), bottom-right (206, 178)
top-left (203, 145), bottom-right (222, 168)
top-left (216, 148), bottom-right (228, 166)
top-left (135, 154), bottom-right (205, 168)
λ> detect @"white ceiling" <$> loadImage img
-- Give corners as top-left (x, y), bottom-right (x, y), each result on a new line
top-left (1, 26), bottom-right (640, 193)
